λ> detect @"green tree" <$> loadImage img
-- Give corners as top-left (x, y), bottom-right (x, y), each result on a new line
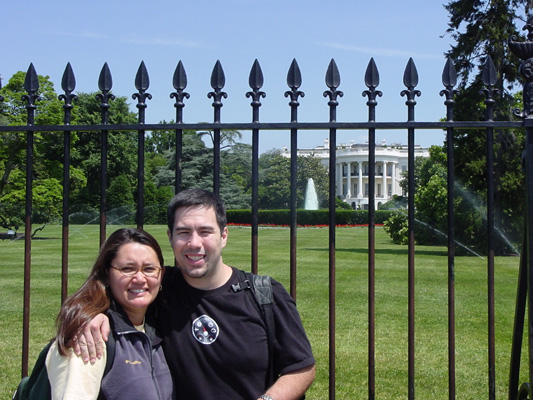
top-left (0, 71), bottom-right (64, 197)
top-left (70, 92), bottom-right (138, 209)
top-left (221, 142), bottom-right (252, 195)
top-left (199, 128), bottom-right (242, 150)
top-left (386, 146), bottom-right (513, 253)
top-left (144, 180), bottom-right (173, 224)
top-left (1, 177), bottom-right (64, 225)
top-left (0, 71), bottom-right (69, 228)
top-left (155, 130), bottom-right (212, 189)
top-left (154, 129), bottom-right (251, 209)
top-left (258, 150), bottom-right (328, 209)
top-left (146, 121), bottom-right (177, 153)
top-left (423, 0), bottom-right (529, 252)
top-left (107, 174), bottom-right (134, 210)
top-left (258, 152), bottom-right (291, 209)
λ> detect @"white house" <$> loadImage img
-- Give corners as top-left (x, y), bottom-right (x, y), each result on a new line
top-left (282, 138), bottom-right (429, 210)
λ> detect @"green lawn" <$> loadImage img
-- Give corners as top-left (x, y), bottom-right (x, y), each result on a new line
top-left (0, 224), bottom-right (527, 399)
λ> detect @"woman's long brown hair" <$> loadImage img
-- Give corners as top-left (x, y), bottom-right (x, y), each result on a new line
top-left (55, 228), bottom-right (164, 355)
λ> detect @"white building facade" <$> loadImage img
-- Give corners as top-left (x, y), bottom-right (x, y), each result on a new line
top-left (282, 139), bottom-right (429, 210)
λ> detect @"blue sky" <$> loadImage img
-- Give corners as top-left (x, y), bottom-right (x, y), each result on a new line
top-left (4, 1), bottom-right (456, 153)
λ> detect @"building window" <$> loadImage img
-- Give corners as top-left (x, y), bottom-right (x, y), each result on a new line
top-left (364, 183), bottom-right (369, 196)
top-left (377, 184), bottom-right (382, 197)
top-left (388, 184), bottom-right (392, 196)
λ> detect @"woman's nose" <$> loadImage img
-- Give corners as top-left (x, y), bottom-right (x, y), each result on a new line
top-left (131, 269), bottom-right (147, 281)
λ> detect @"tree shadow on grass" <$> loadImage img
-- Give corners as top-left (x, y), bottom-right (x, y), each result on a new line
top-left (302, 246), bottom-right (449, 257)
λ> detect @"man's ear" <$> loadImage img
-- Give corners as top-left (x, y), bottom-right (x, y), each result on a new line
top-left (221, 227), bottom-right (228, 248)
top-left (167, 229), bottom-right (172, 242)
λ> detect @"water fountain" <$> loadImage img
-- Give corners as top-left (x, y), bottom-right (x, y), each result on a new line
top-left (453, 183), bottom-right (520, 255)
top-left (304, 178), bottom-right (319, 210)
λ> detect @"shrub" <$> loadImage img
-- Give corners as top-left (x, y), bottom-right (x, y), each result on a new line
top-left (384, 210), bottom-right (408, 245)
top-left (226, 209), bottom-right (392, 226)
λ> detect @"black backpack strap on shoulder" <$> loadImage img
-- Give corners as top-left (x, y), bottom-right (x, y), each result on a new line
top-left (234, 270), bottom-right (276, 389)
top-left (252, 274), bottom-right (276, 389)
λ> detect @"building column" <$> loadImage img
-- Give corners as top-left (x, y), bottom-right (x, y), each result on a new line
top-left (358, 162), bottom-right (363, 197)
top-left (392, 162), bottom-right (397, 196)
top-left (338, 162), bottom-right (343, 197)
top-left (382, 161), bottom-right (387, 199)
top-left (347, 162), bottom-right (352, 198)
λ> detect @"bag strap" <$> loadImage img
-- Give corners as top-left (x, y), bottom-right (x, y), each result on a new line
top-left (95, 321), bottom-right (116, 400)
top-left (103, 331), bottom-right (115, 376)
top-left (233, 270), bottom-right (276, 389)
top-left (251, 274), bottom-right (275, 389)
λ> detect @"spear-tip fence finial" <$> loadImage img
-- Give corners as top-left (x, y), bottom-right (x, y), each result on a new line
top-left (323, 58), bottom-right (343, 106)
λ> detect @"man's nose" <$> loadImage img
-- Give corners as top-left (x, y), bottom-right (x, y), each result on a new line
top-left (188, 231), bottom-right (202, 247)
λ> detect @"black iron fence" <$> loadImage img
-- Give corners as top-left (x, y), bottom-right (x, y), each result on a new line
top-left (5, 21), bottom-right (533, 400)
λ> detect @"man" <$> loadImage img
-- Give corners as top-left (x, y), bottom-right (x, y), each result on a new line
top-left (77, 188), bottom-right (315, 400)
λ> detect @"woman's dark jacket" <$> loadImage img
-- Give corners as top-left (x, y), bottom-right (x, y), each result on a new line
top-left (99, 305), bottom-right (175, 400)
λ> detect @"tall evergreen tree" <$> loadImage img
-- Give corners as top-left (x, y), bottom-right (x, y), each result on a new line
top-left (444, 0), bottom-right (529, 252)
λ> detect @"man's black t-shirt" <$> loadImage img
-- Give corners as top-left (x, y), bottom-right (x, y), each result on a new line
top-left (158, 266), bottom-right (315, 400)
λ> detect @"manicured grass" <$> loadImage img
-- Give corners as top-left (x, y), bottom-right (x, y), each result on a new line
top-left (0, 224), bottom-right (527, 399)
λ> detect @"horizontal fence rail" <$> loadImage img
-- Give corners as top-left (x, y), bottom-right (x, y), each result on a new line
top-left (1, 34), bottom-right (533, 399)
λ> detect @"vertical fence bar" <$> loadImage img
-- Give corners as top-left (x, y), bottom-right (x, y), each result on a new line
top-left (133, 61), bottom-right (151, 229)
top-left (481, 56), bottom-right (497, 400)
top-left (508, 27), bottom-right (533, 399)
top-left (171, 61), bottom-right (189, 195)
top-left (247, 60), bottom-right (265, 275)
top-left (285, 59), bottom-right (304, 299)
top-left (441, 58), bottom-right (457, 400)
top-left (509, 228), bottom-right (528, 400)
top-left (526, 115), bottom-right (533, 398)
top-left (59, 63), bottom-right (76, 303)
top-left (401, 58), bottom-right (421, 400)
top-left (363, 58), bottom-right (381, 400)
top-left (21, 63), bottom-right (40, 377)
top-left (324, 59), bottom-right (343, 400)
top-left (208, 60), bottom-right (227, 197)
top-left (97, 63), bottom-right (114, 246)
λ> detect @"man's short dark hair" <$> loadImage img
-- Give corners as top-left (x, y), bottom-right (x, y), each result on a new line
top-left (167, 188), bottom-right (227, 234)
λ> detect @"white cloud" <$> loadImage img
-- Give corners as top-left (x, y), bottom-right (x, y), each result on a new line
top-left (317, 42), bottom-right (442, 60)
top-left (122, 36), bottom-right (205, 48)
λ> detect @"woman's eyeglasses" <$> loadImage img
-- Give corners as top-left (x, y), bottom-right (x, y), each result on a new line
top-left (110, 265), bottom-right (162, 277)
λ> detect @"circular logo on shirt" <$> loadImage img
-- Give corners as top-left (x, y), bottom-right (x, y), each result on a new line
top-left (192, 315), bottom-right (219, 345)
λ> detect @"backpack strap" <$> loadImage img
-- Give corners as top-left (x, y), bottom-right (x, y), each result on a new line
top-left (96, 322), bottom-right (116, 400)
top-left (233, 270), bottom-right (276, 389)
top-left (103, 331), bottom-right (115, 376)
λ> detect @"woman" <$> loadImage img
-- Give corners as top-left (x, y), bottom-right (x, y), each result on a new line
top-left (46, 228), bottom-right (175, 400)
